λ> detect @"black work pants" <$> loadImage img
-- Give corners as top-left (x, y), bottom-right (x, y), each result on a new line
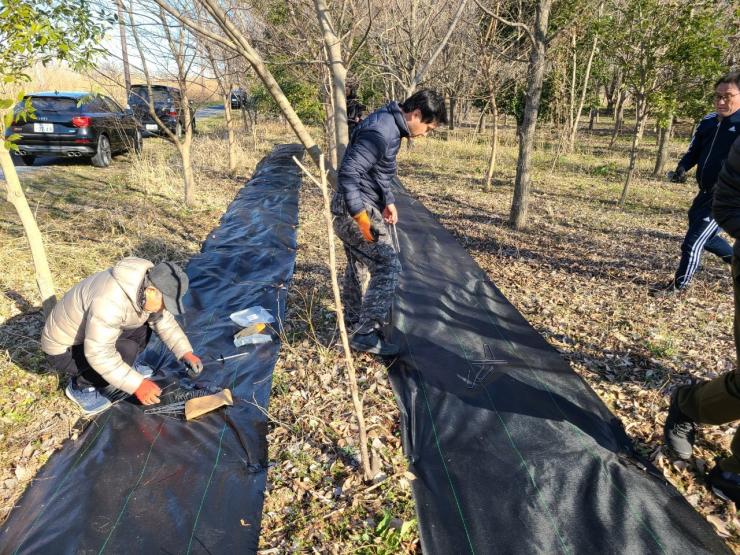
top-left (46, 325), bottom-right (150, 389)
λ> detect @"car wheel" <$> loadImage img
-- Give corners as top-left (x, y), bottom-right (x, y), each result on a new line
top-left (91, 135), bottom-right (112, 167)
top-left (133, 129), bottom-right (143, 155)
top-left (21, 155), bottom-right (36, 166)
top-left (175, 122), bottom-right (183, 140)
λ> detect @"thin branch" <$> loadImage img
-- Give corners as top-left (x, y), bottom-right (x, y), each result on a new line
top-left (474, 0), bottom-right (534, 45)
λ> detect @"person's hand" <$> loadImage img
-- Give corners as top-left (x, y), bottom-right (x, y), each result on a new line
top-left (383, 204), bottom-right (398, 225)
top-left (182, 352), bottom-right (203, 377)
top-left (134, 379), bottom-right (161, 405)
top-left (353, 210), bottom-right (376, 242)
top-left (669, 166), bottom-right (687, 183)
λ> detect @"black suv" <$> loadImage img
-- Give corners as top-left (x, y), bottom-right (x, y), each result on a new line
top-left (128, 84), bottom-right (195, 138)
top-left (7, 92), bottom-right (142, 167)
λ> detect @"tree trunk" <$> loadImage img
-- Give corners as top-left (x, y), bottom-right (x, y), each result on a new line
top-left (609, 90), bottom-right (626, 147)
top-left (476, 100), bottom-right (489, 133)
top-left (619, 95), bottom-right (648, 207)
top-left (0, 145), bottom-right (56, 315)
top-left (653, 114), bottom-right (673, 177)
top-left (484, 94), bottom-right (498, 192)
top-left (314, 0), bottom-right (348, 166)
top-left (567, 29), bottom-right (577, 142)
top-left (605, 68), bottom-right (622, 116)
top-left (589, 108), bottom-right (597, 130)
top-left (448, 96), bottom-right (456, 130)
top-left (179, 134), bottom-right (195, 206)
top-left (224, 93), bottom-right (237, 172)
top-left (567, 28), bottom-right (599, 152)
top-left (115, 0), bottom-right (131, 98)
top-left (510, 0), bottom-right (552, 230)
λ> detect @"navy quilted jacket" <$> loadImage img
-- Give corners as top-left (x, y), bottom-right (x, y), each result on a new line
top-left (336, 101), bottom-right (410, 216)
top-left (679, 108), bottom-right (740, 191)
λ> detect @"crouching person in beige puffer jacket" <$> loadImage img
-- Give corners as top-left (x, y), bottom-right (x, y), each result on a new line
top-left (41, 257), bottom-right (203, 415)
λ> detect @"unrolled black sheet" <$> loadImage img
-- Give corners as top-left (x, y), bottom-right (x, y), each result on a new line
top-left (387, 179), bottom-right (730, 554)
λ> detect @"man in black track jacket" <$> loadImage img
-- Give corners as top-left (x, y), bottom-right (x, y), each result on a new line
top-left (331, 89), bottom-right (447, 355)
top-left (652, 72), bottom-right (740, 296)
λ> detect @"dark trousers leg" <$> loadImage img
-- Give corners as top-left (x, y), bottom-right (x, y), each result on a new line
top-left (46, 325), bottom-right (150, 389)
top-left (674, 190), bottom-right (732, 288)
top-left (677, 256), bottom-right (740, 472)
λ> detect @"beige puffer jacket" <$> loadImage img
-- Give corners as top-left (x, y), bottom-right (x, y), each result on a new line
top-left (41, 257), bottom-right (193, 394)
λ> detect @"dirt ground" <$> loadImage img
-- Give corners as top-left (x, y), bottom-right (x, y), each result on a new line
top-left (1, 113), bottom-right (739, 552)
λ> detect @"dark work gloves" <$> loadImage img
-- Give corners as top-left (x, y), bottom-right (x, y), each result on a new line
top-left (670, 166), bottom-right (688, 183)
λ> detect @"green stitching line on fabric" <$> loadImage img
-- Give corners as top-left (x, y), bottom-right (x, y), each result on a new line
top-left (473, 294), bottom-right (667, 553)
top-left (186, 318), bottom-right (242, 555)
top-left (186, 424), bottom-right (228, 555)
top-left (12, 412), bottom-right (114, 555)
top-left (98, 423), bottom-right (164, 554)
top-left (446, 325), bottom-right (571, 555)
top-left (401, 331), bottom-right (476, 555)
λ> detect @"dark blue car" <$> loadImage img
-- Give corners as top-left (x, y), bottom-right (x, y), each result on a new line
top-left (7, 91), bottom-right (142, 167)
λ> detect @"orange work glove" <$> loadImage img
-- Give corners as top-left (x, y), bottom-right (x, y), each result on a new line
top-left (353, 210), bottom-right (376, 242)
top-left (134, 379), bottom-right (162, 405)
top-left (181, 352), bottom-right (203, 377)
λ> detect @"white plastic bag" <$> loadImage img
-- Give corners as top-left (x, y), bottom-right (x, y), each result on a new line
top-left (229, 305), bottom-right (275, 327)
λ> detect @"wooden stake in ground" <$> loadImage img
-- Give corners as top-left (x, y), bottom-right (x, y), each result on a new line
top-left (293, 154), bottom-right (373, 482)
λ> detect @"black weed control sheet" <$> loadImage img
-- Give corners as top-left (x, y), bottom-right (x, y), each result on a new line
top-left (386, 179), bottom-right (730, 554)
top-left (0, 144), bottom-right (303, 554)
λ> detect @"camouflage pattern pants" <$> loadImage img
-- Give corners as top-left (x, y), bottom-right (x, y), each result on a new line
top-left (332, 202), bottom-right (401, 335)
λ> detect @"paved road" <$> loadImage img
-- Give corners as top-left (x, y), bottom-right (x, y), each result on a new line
top-left (0, 105), bottom-right (226, 182)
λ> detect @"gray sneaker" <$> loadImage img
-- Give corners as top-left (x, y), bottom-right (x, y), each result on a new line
top-left (65, 382), bottom-right (112, 415)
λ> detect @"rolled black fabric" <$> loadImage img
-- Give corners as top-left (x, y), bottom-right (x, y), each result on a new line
top-left (386, 179), bottom-right (730, 554)
top-left (0, 144), bottom-right (303, 554)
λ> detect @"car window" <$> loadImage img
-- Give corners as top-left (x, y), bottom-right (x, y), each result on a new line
top-left (102, 97), bottom-right (123, 112)
top-left (130, 86), bottom-right (172, 104)
top-left (80, 97), bottom-right (108, 112)
top-left (26, 97), bottom-right (79, 112)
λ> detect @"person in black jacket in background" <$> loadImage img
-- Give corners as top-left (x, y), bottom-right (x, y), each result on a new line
top-left (651, 72), bottom-right (740, 296)
top-left (346, 84), bottom-right (366, 138)
top-left (331, 89), bottom-right (447, 356)
top-left (663, 135), bottom-right (740, 502)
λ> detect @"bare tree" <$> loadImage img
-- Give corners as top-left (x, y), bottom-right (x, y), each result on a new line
top-left (126, 0), bottom-right (201, 205)
top-left (371, 0), bottom-right (471, 97)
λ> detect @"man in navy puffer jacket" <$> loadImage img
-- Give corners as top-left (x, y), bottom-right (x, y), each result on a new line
top-left (331, 89), bottom-right (447, 355)
top-left (652, 71), bottom-right (740, 296)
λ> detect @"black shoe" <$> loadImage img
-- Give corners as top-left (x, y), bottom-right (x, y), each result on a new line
top-left (350, 330), bottom-right (399, 356)
top-left (707, 461), bottom-right (740, 503)
top-left (649, 281), bottom-right (680, 298)
top-left (663, 388), bottom-right (696, 460)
